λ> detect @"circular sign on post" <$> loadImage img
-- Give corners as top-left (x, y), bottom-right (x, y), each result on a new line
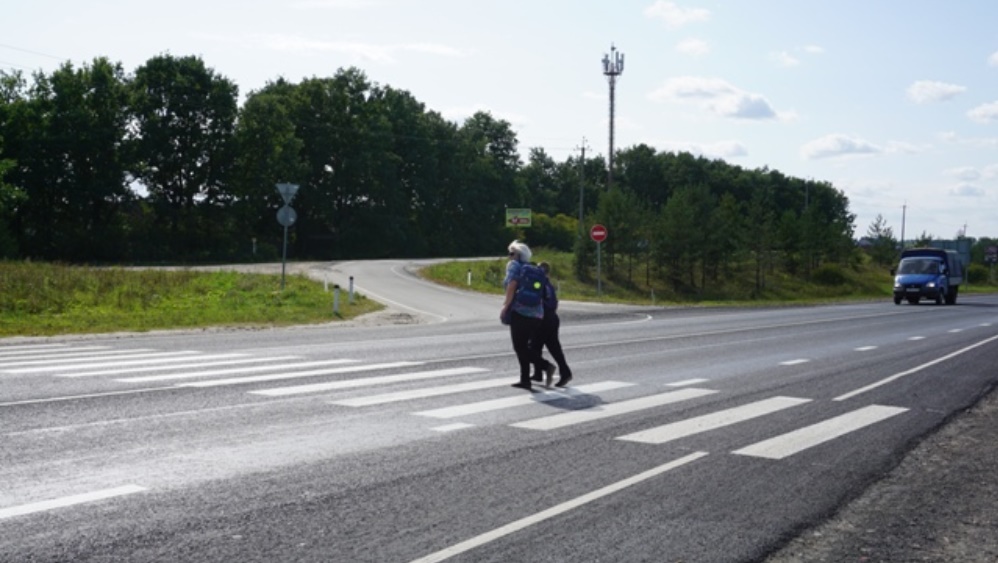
top-left (590, 224), bottom-right (608, 243)
top-left (277, 205), bottom-right (297, 227)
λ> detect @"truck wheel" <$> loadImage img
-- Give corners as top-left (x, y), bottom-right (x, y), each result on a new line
top-left (936, 290), bottom-right (944, 305)
top-left (894, 296), bottom-right (902, 305)
top-left (946, 287), bottom-right (958, 305)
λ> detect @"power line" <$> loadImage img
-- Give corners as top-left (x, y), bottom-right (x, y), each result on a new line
top-left (0, 43), bottom-right (68, 62)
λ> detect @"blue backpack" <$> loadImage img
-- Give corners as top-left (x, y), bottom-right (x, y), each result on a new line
top-left (514, 264), bottom-right (547, 308)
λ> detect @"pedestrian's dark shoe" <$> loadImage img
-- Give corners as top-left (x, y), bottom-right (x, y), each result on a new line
top-left (511, 382), bottom-right (533, 391)
top-left (531, 374), bottom-right (543, 382)
top-left (544, 363), bottom-right (557, 388)
top-left (555, 375), bottom-right (572, 388)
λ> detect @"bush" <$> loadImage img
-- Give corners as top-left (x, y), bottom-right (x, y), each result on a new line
top-left (812, 264), bottom-right (848, 286)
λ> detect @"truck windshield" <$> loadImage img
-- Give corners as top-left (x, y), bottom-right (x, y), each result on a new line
top-left (898, 259), bottom-right (940, 275)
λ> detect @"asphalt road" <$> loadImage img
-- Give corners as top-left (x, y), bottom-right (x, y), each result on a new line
top-left (2, 261), bottom-right (997, 562)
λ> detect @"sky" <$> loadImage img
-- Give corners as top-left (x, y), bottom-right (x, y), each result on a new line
top-left (5, 0), bottom-right (998, 241)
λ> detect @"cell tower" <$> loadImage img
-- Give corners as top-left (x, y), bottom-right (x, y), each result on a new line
top-left (602, 44), bottom-right (624, 190)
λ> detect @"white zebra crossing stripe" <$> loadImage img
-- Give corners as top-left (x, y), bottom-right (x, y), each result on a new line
top-left (114, 359), bottom-right (359, 383)
top-left (4, 351), bottom-right (203, 372)
top-left (332, 377), bottom-right (514, 407)
top-left (93, 356), bottom-right (297, 379)
top-left (510, 387), bottom-right (718, 431)
top-left (0, 343), bottom-right (75, 355)
top-left (249, 367), bottom-right (489, 396)
top-left (53, 354), bottom-right (251, 376)
top-left (177, 361), bottom-right (422, 388)
top-left (615, 396), bottom-right (811, 445)
top-left (414, 381), bottom-right (635, 419)
top-left (732, 404), bottom-right (909, 459)
top-left (0, 346), bottom-right (110, 360)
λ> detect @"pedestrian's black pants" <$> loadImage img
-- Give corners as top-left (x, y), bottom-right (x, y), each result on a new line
top-left (509, 312), bottom-right (542, 384)
top-left (533, 312), bottom-right (572, 378)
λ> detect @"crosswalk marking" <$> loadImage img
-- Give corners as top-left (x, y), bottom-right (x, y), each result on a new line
top-left (668, 378), bottom-right (710, 387)
top-left (4, 351), bottom-right (207, 372)
top-left (511, 387), bottom-right (718, 431)
top-left (432, 423), bottom-right (476, 432)
top-left (733, 405), bottom-right (908, 459)
top-left (332, 377), bottom-right (514, 407)
top-left (779, 359), bottom-right (809, 366)
top-left (94, 356), bottom-right (298, 379)
top-left (113, 358), bottom-right (359, 383)
top-left (0, 345), bottom-right (110, 360)
top-left (855, 346), bottom-right (878, 351)
top-left (177, 361), bottom-right (423, 388)
top-left (616, 396), bottom-right (812, 445)
top-left (43, 354), bottom-right (249, 375)
top-left (249, 366), bottom-right (489, 396)
top-left (0, 343), bottom-right (77, 355)
top-left (414, 381), bottom-right (635, 419)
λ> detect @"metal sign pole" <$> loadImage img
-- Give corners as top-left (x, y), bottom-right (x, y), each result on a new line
top-left (281, 224), bottom-right (289, 290)
top-left (597, 241), bottom-right (602, 297)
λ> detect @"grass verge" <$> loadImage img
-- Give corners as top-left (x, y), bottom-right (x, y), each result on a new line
top-left (0, 262), bottom-right (382, 337)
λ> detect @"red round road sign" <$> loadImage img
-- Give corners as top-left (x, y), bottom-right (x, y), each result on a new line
top-left (590, 224), bottom-right (608, 243)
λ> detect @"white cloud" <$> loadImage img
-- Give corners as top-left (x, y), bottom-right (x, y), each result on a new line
top-left (654, 139), bottom-right (748, 159)
top-left (803, 45), bottom-right (825, 55)
top-left (647, 76), bottom-right (779, 120)
top-left (293, 0), bottom-right (377, 8)
top-left (946, 166), bottom-right (981, 181)
top-left (906, 80), bottom-right (966, 104)
top-left (949, 183), bottom-right (985, 197)
top-left (968, 101), bottom-right (998, 123)
top-left (884, 141), bottom-right (925, 154)
top-left (676, 38), bottom-right (709, 56)
top-left (983, 164), bottom-right (998, 179)
top-left (989, 51), bottom-right (998, 66)
top-left (800, 134), bottom-right (882, 160)
top-left (644, 1), bottom-right (710, 28)
top-left (258, 34), bottom-right (465, 63)
top-left (771, 51), bottom-right (799, 67)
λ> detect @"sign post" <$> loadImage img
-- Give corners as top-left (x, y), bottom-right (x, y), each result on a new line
top-left (590, 224), bottom-right (608, 296)
top-left (276, 183), bottom-right (300, 290)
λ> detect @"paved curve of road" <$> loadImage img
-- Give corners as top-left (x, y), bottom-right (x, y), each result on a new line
top-left (2, 260), bottom-right (997, 562)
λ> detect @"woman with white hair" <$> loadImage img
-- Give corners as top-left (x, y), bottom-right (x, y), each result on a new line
top-left (501, 240), bottom-right (544, 391)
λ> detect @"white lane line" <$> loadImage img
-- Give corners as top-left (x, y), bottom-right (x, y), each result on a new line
top-left (909, 336), bottom-right (925, 341)
top-left (5, 351), bottom-right (199, 372)
top-left (982, 323), bottom-right (993, 327)
top-left (414, 381), bottom-right (635, 419)
top-left (668, 378), bottom-right (710, 387)
top-left (116, 359), bottom-right (359, 383)
top-left (249, 367), bottom-right (488, 396)
top-left (408, 452), bottom-right (708, 563)
top-left (836, 334), bottom-right (998, 401)
top-left (948, 329), bottom-right (963, 333)
top-left (616, 396), bottom-right (812, 445)
top-left (0, 485), bottom-right (147, 520)
top-left (432, 423), bottom-right (476, 433)
top-left (0, 346), bottom-right (109, 359)
top-left (177, 361), bottom-right (422, 388)
top-left (511, 388), bottom-right (718, 431)
top-left (779, 359), bottom-right (810, 366)
top-left (332, 377), bottom-right (513, 407)
top-left (854, 346), bottom-right (878, 352)
top-left (733, 405), bottom-right (909, 459)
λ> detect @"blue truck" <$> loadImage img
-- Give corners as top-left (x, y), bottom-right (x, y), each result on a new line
top-left (892, 248), bottom-right (964, 305)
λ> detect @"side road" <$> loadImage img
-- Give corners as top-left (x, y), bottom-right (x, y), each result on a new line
top-left (765, 382), bottom-right (998, 562)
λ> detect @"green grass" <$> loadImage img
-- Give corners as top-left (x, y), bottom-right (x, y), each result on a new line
top-left (0, 262), bottom-right (382, 337)
top-left (420, 249), bottom-right (997, 306)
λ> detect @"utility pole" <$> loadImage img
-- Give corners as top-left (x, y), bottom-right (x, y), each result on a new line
top-left (602, 44), bottom-right (624, 191)
top-left (900, 202), bottom-right (906, 251)
top-left (576, 137), bottom-right (590, 238)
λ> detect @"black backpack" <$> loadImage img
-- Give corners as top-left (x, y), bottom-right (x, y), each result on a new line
top-left (513, 264), bottom-right (546, 308)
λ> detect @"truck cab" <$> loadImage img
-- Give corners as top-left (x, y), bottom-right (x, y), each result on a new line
top-left (892, 248), bottom-right (963, 305)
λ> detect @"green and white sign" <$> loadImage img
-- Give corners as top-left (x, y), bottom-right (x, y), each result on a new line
top-left (505, 208), bottom-right (532, 227)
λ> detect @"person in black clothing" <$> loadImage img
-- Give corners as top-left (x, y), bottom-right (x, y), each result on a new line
top-left (531, 261), bottom-right (573, 388)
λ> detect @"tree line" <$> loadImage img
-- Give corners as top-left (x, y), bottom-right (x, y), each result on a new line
top-left (0, 53), bottom-right (930, 295)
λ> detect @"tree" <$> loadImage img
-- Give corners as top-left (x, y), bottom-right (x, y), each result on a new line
top-left (129, 54), bottom-right (238, 259)
top-left (866, 214), bottom-right (898, 266)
